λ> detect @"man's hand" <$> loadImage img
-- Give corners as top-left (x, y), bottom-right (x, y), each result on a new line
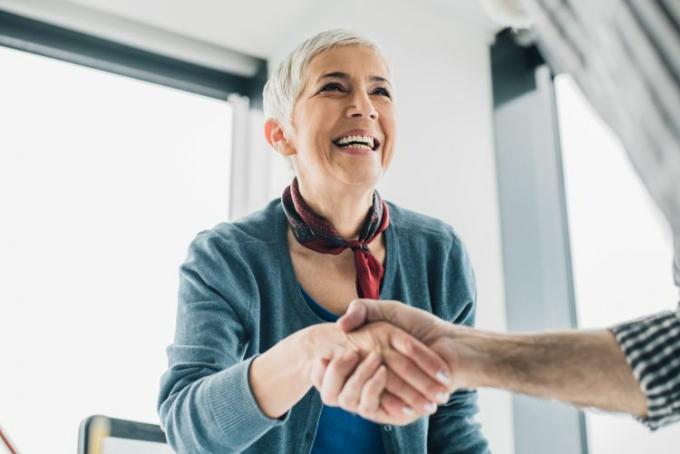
top-left (338, 299), bottom-right (475, 393)
top-left (303, 320), bottom-right (453, 425)
top-left (339, 299), bottom-right (448, 343)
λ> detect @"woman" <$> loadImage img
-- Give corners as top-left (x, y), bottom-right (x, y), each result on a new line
top-left (158, 30), bottom-right (489, 453)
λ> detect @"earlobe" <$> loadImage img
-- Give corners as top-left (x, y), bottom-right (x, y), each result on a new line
top-left (264, 118), bottom-right (296, 157)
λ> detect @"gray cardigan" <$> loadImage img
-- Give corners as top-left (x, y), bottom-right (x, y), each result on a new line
top-left (158, 198), bottom-right (490, 453)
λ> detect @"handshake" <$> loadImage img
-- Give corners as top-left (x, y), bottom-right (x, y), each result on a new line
top-left (306, 298), bottom-right (647, 425)
top-left (307, 299), bottom-right (484, 426)
top-left (253, 297), bottom-right (646, 426)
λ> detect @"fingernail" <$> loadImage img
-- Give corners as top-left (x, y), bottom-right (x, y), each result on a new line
top-left (436, 392), bottom-right (449, 404)
top-left (436, 371), bottom-right (451, 385)
top-left (401, 406), bottom-right (415, 417)
top-left (424, 402), bottom-right (437, 414)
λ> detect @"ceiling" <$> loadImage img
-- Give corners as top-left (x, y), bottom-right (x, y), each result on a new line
top-left (65, 0), bottom-right (497, 59)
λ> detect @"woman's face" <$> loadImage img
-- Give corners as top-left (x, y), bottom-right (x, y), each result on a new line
top-left (284, 45), bottom-right (396, 192)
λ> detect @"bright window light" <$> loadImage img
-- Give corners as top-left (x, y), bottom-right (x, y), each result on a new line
top-left (0, 46), bottom-right (233, 453)
top-left (556, 74), bottom-right (680, 454)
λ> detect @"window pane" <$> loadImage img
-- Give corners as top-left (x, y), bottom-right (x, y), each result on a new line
top-left (0, 46), bottom-right (232, 453)
top-left (556, 74), bottom-right (680, 453)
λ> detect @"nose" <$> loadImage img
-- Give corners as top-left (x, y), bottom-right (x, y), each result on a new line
top-left (346, 89), bottom-right (378, 120)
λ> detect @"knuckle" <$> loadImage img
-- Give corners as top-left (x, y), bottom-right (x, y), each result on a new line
top-left (400, 337), bottom-right (415, 355)
top-left (365, 377), bottom-right (381, 393)
top-left (337, 393), bottom-right (354, 409)
top-left (321, 390), bottom-right (337, 406)
top-left (357, 404), bottom-right (373, 418)
top-left (326, 361), bottom-right (340, 375)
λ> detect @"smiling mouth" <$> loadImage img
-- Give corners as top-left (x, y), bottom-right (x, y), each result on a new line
top-left (332, 135), bottom-right (381, 151)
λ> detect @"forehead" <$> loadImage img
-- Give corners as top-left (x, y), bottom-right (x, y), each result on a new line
top-left (304, 45), bottom-right (391, 82)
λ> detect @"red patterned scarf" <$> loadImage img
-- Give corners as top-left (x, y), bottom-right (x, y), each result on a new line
top-left (282, 178), bottom-right (390, 299)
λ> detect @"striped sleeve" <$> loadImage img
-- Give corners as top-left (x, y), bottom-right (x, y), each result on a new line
top-left (610, 304), bottom-right (680, 430)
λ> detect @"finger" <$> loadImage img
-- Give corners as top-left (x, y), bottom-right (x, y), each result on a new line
top-left (380, 391), bottom-right (419, 425)
top-left (384, 365), bottom-right (439, 416)
top-left (357, 364), bottom-right (387, 416)
top-left (320, 350), bottom-right (360, 406)
top-left (337, 300), bottom-right (369, 332)
top-left (310, 358), bottom-right (329, 390)
top-left (384, 349), bottom-right (449, 407)
top-left (337, 352), bottom-right (382, 411)
top-left (390, 331), bottom-right (452, 386)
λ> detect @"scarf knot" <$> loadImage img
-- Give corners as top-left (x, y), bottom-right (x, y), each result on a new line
top-left (348, 240), bottom-right (369, 252)
top-left (282, 178), bottom-right (390, 299)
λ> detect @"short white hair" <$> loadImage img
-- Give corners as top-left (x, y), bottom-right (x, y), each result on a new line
top-left (263, 29), bottom-right (386, 129)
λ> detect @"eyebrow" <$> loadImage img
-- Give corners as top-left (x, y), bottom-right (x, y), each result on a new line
top-left (318, 71), bottom-right (392, 85)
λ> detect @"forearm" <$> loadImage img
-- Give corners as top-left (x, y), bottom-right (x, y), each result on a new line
top-left (250, 323), bottom-right (348, 418)
top-left (451, 327), bottom-right (647, 417)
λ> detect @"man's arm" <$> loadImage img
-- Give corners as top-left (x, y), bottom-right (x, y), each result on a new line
top-left (336, 299), bottom-right (680, 423)
top-left (446, 326), bottom-right (647, 416)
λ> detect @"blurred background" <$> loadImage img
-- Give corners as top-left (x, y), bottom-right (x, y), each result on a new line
top-left (0, 0), bottom-right (678, 452)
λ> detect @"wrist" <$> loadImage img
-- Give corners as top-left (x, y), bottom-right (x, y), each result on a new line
top-left (249, 326), bottom-right (329, 418)
top-left (443, 324), bottom-right (499, 389)
top-left (295, 323), bottom-right (348, 380)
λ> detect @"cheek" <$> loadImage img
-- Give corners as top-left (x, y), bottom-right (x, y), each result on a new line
top-left (381, 114), bottom-right (397, 168)
top-left (382, 115), bottom-right (397, 148)
top-left (379, 104), bottom-right (396, 134)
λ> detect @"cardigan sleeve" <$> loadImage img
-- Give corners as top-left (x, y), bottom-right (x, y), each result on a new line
top-left (427, 233), bottom-right (490, 453)
top-left (157, 231), bottom-right (288, 453)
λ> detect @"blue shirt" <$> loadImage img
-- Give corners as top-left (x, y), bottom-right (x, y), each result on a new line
top-left (299, 286), bottom-right (385, 454)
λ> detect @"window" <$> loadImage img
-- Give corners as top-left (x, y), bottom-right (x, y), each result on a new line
top-left (556, 74), bottom-right (680, 453)
top-left (0, 44), bottom-right (233, 453)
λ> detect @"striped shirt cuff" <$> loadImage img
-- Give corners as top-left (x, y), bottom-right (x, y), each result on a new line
top-left (610, 305), bottom-right (680, 430)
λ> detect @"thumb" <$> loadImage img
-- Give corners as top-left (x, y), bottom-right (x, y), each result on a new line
top-left (337, 299), bottom-right (381, 332)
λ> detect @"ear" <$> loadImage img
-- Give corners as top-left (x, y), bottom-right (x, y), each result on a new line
top-left (264, 118), bottom-right (296, 157)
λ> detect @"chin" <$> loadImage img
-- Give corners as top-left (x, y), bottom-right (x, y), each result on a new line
top-left (336, 168), bottom-right (382, 189)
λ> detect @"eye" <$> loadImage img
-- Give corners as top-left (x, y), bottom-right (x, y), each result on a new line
top-left (372, 87), bottom-right (392, 98)
top-left (320, 82), bottom-right (346, 92)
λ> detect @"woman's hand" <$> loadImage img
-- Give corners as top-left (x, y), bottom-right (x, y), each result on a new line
top-left (302, 321), bottom-right (452, 425)
top-left (307, 300), bottom-right (480, 425)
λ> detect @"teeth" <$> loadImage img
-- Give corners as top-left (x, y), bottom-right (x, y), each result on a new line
top-left (335, 135), bottom-right (375, 148)
top-left (343, 144), bottom-right (372, 151)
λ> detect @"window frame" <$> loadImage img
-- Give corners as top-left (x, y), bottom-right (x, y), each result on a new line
top-left (0, 7), bottom-right (270, 220)
top-left (490, 28), bottom-right (589, 454)
top-left (0, 9), bottom-right (267, 106)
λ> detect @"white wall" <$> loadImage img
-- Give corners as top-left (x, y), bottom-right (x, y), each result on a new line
top-left (264, 1), bottom-right (513, 451)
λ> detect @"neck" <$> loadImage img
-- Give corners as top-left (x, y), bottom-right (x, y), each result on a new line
top-left (296, 177), bottom-right (375, 240)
